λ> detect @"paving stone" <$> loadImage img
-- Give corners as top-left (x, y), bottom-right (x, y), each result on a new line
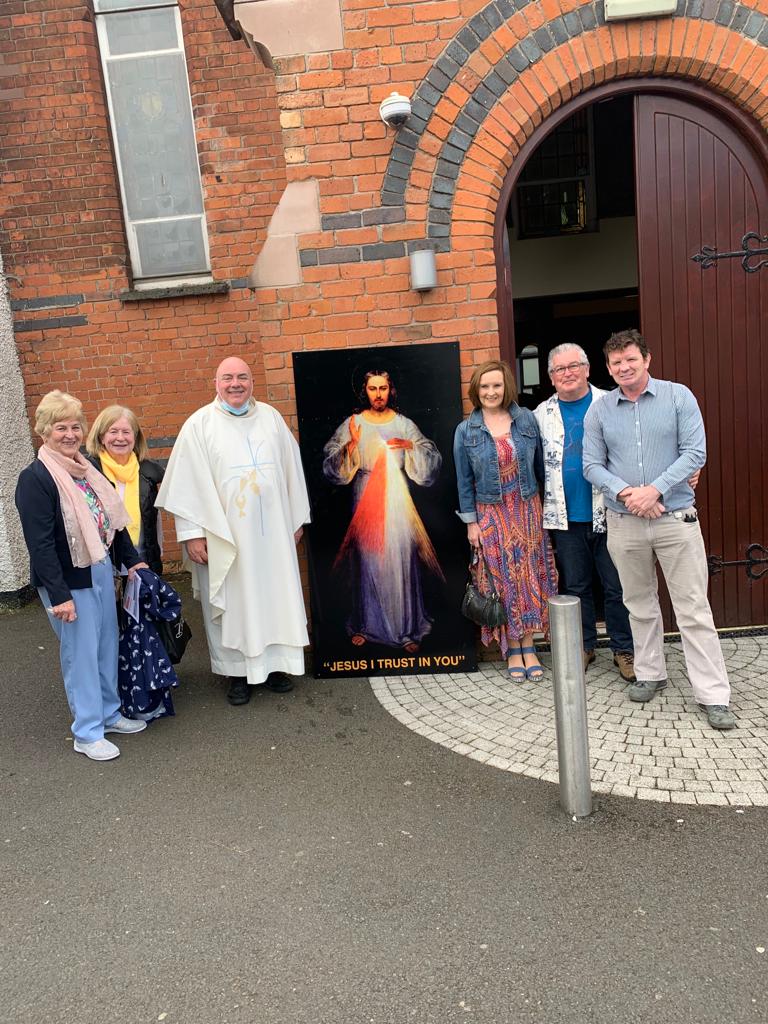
top-left (673, 792), bottom-right (700, 804)
top-left (673, 757), bottom-right (700, 769)
top-left (637, 788), bottom-right (671, 802)
top-left (682, 780), bottom-right (714, 793)
top-left (695, 792), bottom-right (730, 805)
top-left (657, 779), bottom-right (685, 791)
top-left (606, 783), bottom-right (638, 798)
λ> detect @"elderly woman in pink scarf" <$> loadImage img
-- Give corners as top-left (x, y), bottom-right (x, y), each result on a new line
top-left (15, 391), bottom-right (149, 762)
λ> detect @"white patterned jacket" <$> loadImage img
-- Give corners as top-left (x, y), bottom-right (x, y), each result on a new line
top-left (534, 385), bottom-right (608, 533)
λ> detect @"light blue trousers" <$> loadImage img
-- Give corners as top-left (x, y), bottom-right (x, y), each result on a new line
top-left (39, 557), bottom-right (122, 744)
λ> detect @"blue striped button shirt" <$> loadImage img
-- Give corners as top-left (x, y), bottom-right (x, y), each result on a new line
top-left (582, 376), bottom-right (706, 514)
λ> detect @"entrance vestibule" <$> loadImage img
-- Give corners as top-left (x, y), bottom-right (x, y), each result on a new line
top-left (506, 93), bottom-right (638, 406)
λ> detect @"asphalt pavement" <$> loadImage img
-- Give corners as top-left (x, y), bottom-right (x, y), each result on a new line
top-left (2, 584), bottom-right (767, 1024)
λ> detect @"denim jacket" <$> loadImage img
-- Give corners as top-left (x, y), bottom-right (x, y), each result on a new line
top-left (453, 404), bottom-right (544, 523)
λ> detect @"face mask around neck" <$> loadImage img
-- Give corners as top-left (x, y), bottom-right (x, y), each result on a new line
top-left (219, 398), bottom-right (251, 416)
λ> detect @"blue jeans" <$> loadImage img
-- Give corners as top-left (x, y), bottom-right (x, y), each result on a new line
top-left (551, 522), bottom-right (633, 653)
top-left (39, 557), bottom-right (122, 743)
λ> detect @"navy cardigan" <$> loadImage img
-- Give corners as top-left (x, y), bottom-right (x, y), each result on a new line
top-left (15, 459), bottom-right (142, 606)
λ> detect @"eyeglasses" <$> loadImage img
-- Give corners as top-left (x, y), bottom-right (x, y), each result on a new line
top-left (551, 362), bottom-right (587, 376)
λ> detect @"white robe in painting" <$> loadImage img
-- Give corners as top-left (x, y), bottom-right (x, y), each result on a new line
top-left (156, 400), bottom-right (310, 685)
top-left (323, 412), bottom-right (443, 648)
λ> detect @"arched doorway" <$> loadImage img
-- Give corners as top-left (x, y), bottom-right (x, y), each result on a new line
top-left (495, 80), bottom-right (768, 630)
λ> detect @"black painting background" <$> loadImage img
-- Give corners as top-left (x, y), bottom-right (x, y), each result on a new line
top-left (293, 342), bottom-right (477, 678)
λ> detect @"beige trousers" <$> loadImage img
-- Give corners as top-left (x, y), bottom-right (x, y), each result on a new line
top-left (606, 509), bottom-right (730, 706)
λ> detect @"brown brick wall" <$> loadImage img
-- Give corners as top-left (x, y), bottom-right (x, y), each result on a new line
top-left (1, 0), bottom-right (287, 438)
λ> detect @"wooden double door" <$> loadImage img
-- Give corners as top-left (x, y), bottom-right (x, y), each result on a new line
top-left (635, 90), bottom-right (768, 628)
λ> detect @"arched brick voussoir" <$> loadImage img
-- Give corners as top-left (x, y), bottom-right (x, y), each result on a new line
top-left (472, 125), bottom-right (518, 165)
top-left (452, 198), bottom-right (499, 223)
top-left (457, 155), bottom-right (508, 194)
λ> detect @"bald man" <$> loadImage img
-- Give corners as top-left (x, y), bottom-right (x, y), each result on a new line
top-left (157, 357), bottom-right (311, 705)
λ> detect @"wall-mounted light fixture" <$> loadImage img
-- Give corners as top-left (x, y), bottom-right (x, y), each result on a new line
top-left (379, 92), bottom-right (411, 128)
top-left (604, 0), bottom-right (675, 19)
top-left (409, 247), bottom-right (437, 291)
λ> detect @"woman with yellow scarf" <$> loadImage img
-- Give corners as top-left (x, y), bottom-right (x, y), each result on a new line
top-left (86, 406), bottom-right (165, 573)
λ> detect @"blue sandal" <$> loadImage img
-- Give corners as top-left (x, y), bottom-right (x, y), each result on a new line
top-left (521, 646), bottom-right (545, 681)
top-left (507, 646), bottom-right (527, 683)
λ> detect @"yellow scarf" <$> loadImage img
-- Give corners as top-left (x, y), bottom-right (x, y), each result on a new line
top-left (100, 450), bottom-right (141, 546)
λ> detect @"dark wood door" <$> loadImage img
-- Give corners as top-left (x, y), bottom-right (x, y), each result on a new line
top-left (635, 93), bottom-right (768, 627)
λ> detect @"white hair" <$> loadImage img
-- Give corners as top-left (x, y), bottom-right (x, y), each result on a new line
top-left (547, 343), bottom-right (589, 374)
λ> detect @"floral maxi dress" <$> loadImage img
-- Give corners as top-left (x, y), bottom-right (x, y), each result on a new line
top-left (476, 436), bottom-right (558, 657)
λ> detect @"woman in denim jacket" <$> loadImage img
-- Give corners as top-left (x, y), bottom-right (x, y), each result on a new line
top-left (454, 360), bottom-right (557, 681)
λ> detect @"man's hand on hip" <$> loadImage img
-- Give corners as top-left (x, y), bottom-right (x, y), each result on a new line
top-left (186, 538), bottom-right (208, 564)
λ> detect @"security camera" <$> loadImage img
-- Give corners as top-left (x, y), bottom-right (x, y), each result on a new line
top-left (379, 92), bottom-right (411, 128)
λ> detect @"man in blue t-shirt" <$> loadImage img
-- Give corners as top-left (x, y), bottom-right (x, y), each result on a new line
top-left (535, 344), bottom-right (635, 681)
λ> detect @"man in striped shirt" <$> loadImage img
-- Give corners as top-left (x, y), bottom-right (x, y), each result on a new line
top-left (583, 329), bottom-right (734, 730)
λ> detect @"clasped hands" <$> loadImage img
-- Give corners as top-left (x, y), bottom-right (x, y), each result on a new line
top-left (618, 469), bottom-right (700, 519)
top-left (618, 485), bottom-right (664, 518)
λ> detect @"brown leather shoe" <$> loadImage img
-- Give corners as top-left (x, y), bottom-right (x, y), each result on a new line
top-left (583, 650), bottom-right (596, 673)
top-left (613, 651), bottom-right (636, 683)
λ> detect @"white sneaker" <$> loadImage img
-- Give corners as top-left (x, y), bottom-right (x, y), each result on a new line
top-left (104, 715), bottom-right (148, 735)
top-left (73, 738), bottom-right (120, 761)
top-left (134, 706), bottom-right (166, 722)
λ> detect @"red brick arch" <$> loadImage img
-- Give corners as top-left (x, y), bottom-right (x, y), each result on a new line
top-left (382, 16), bottom-right (768, 378)
top-left (256, 2), bottom-right (768, 402)
top-left (446, 22), bottom-right (768, 254)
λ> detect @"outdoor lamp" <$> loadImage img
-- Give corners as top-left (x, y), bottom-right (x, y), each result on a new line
top-left (409, 248), bottom-right (437, 291)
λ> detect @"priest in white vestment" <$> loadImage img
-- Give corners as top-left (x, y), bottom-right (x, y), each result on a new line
top-left (156, 357), bottom-right (310, 705)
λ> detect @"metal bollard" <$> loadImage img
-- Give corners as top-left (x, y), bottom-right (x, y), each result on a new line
top-left (548, 595), bottom-right (593, 819)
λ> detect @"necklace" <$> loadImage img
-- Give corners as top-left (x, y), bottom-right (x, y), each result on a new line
top-left (483, 412), bottom-right (510, 438)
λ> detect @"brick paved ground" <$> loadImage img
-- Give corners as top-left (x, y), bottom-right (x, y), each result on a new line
top-left (371, 636), bottom-right (768, 807)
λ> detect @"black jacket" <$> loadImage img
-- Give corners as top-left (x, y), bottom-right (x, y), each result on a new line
top-left (88, 455), bottom-right (164, 574)
top-left (15, 459), bottom-right (142, 606)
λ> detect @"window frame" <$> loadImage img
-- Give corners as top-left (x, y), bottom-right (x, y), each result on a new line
top-left (513, 109), bottom-right (598, 241)
top-left (93, 0), bottom-right (212, 287)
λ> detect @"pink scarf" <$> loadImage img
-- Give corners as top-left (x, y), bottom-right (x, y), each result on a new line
top-left (38, 444), bottom-right (132, 568)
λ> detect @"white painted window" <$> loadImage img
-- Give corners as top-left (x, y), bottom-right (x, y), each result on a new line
top-left (94, 0), bottom-right (211, 286)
